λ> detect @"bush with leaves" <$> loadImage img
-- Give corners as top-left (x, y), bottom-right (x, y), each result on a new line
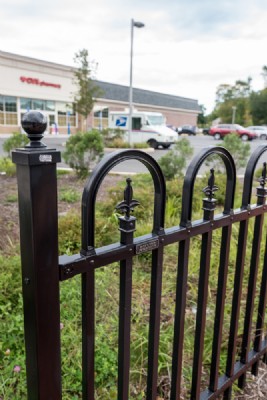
top-left (221, 133), bottom-right (250, 170)
top-left (0, 157), bottom-right (16, 176)
top-left (100, 128), bottom-right (148, 149)
top-left (158, 137), bottom-right (193, 180)
top-left (63, 130), bottom-right (104, 178)
top-left (206, 133), bottom-right (250, 172)
top-left (101, 127), bottom-right (124, 147)
top-left (3, 132), bottom-right (29, 158)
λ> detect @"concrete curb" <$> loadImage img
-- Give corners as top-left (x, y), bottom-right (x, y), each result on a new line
top-left (104, 147), bottom-right (154, 153)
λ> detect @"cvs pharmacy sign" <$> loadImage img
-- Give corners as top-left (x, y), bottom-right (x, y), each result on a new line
top-left (20, 76), bottom-right (61, 89)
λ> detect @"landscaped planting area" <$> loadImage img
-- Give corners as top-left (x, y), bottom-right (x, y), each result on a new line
top-left (0, 169), bottom-right (267, 399)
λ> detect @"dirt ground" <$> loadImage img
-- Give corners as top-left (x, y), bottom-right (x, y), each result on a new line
top-left (1, 172), bottom-right (267, 398)
top-left (0, 174), bottom-right (20, 254)
top-left (0, 172), bottom-right (123, 254)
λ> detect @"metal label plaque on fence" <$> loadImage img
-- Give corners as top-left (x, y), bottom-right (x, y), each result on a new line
top-left (39, 154), bottom-right (52, 162)
top-left (135, 238), bottom-right (159, 254)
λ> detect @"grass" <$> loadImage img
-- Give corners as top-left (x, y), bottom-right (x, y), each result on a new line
top-left (4, 194), bottom-right (18, 203)
top-left (59, 187), bottom-right (80, 203)
top-left (1, 171), bottom-right (267, 399)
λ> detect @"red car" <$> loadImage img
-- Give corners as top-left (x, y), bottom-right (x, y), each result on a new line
top-left (209, 124), bottom-right (257, 141)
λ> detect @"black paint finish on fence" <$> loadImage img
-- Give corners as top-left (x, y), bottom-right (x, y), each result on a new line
top-left (12, 111), bottom-right (267, 399)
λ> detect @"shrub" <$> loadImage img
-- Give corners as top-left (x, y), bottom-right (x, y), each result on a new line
top-left (206, 133), bottom-right (250, 172)
top-left (100, 128), bottom-right (148, 149)
top-left (0, 157), bottom-right (16, 176)
top-left (101, 128), bottom-right (124, 147)
top-left (158, 137), bottom-right (193, 180)
top-left (106, 137), bottom-right (129, 148)
top-left (222, 133), bottom-right (250, 170)
top-left (63, 130), bottom-right (104, 178)
top-left (3, 132), bottom-right (29, 158)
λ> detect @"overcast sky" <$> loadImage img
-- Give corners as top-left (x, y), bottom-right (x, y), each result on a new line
top-left (1, 0), bottom-right (267, 113)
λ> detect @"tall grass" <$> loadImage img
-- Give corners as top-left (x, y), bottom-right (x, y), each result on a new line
top-left (1, 171), bottom-right (266, 399)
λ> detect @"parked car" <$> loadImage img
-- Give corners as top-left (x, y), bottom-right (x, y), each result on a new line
top-left (177, 125), bottom-right (198, 135)
top-left (166, 124), bottom-right (177, 132)
top-left (246, 126), bottom-right (267, 140)
top-left (208, 124), bottom-right (257, 141)
top-left (202, 127), bottom-right (210, 135)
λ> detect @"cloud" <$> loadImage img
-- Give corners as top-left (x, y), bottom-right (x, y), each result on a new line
top-left (1, 0), bottom-right (267, 113)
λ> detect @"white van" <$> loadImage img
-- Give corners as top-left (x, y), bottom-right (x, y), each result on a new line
top-left (108, 111), bottom-right (177, 149)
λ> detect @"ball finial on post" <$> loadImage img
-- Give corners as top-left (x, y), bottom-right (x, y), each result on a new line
top-left (22, 111), bottom-right (47, 148)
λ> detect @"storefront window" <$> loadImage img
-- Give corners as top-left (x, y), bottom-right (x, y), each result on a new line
top-left (0, 97), bottom-right (4, 124)
top-left (6, 114), bottom-right (18, 125)
top-left (20, 98), bottom-right (31, 110)
top-left (20, 98), bottom-right (56, 112)
top-left (58, 114), bottom-right (66, 126)
top-left (49, 115), bottom-right (55, 125)
top-left (0, 96), bottom-right (17, 125)
top-left (69, 116), bottom-right (76, 126)
top-left (5, 97), bottom-right (17, 112)
top-left (0, 96), bottom-right (3, 112)
top-left (94, 108), bottom-right (109, 118)
top-left (32, 99), bottom-right (45, 110)
top-left (57, 102), bottom-right (76, 126)
top-left (93, 107), bottom-right (109, 129)
top-left (45, 101), bottom-right (55, 111)
top-left (57, 102), bottom-right (68, 113)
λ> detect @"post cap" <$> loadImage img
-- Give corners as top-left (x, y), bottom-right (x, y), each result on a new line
top-left (22, 111), bottom-right (47, 148)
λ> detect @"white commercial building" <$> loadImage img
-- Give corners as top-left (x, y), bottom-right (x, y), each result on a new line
top-left (0, 50), bottom-right (200, 134)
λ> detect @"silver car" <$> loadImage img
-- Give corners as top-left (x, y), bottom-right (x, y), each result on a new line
top-left (246, 126), bottom-right (267, 140)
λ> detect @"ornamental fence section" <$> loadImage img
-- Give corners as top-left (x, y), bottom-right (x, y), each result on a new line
top-left (12, 111), bottom-right (267, 400)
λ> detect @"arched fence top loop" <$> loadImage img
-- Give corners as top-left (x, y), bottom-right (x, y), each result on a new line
top-left (242, 144), bottom-right (267, 209)
top-left (81, 149), bottom-right (166, 255)
top-left (180, 146), bottom-right (236, 227)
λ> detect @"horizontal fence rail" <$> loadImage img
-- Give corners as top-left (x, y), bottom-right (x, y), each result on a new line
top-left (12, 112), bottom-right (267, 400)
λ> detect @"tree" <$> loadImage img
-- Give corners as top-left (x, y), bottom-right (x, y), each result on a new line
top-left (261, 65), bottom-right (267, 88)
top-left (197, 104), bottom-right (207, 126)
top-left (212, 78), bottom-right (252, 126)
top-left (250, 88), bottom-right (267, 125)
top-left (73, 49), bottom-right (101, 132)
top-left (215, 78), bottom-right (252, 105)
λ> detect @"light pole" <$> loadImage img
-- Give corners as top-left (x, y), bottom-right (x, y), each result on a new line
top-left (129, 18), bottom-right (145, 146)
top-left (232, 106), bottom-right (237, 124)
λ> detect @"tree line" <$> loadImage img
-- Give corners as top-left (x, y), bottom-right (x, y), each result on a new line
top-left (74, 49), bottom-right (267, 129)
top-left (198, 66), bottom-right (267, 127)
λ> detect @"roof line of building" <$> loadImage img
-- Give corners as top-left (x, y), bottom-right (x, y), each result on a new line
top-left (0, 49), bottom-right (200, 112)
top-left (95, 79), bottom-right (197, 103)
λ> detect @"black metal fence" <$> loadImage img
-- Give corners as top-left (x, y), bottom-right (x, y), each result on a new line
top-left (12, 111), bottom-right (267, 399)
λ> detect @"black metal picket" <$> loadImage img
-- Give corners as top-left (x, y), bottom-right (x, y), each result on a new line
top-left (12, 111), bottom-right (267, 399)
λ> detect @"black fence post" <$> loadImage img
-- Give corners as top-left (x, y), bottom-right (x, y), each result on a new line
top-left (12, 111), bottom-right (62, 399)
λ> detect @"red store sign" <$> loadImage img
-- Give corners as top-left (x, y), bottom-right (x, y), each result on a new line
top-left (20, 76), bottom-right (61, 89)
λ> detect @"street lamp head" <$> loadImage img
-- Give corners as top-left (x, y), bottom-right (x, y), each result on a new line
top-left (129, 18), bottom-right (145, 146)
top-left (133, 21), bottom-right (145, 28)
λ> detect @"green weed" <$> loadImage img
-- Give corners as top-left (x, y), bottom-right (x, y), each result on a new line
top-left (0, 157), bottom-right (16, 176)
top-left (1, 172), bottom-right (266, 399)
top-left (59, 188), bottom-right (80, 203)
